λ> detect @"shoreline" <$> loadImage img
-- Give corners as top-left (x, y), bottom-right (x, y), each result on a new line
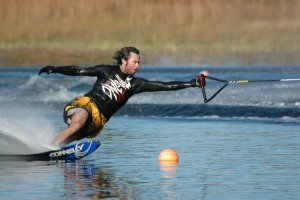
top-left (0, 48), bottom-right (299, 67)
top-left (1, 1), bottom-right (300, 67)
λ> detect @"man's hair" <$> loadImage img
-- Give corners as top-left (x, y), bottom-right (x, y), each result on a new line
top-left (113, 47), bottom-right (140, 65)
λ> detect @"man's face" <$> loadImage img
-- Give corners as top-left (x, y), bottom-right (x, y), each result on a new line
top-left (120, 52), bottom-right (140, 75)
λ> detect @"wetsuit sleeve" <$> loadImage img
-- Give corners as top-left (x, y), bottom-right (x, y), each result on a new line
top-left (46, 65), bottom-right (106, 76)
top-left (133, 78), bottom-right (197, 94)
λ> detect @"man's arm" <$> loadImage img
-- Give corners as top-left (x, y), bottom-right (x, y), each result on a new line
top-left (133, 78), bottom-right (199, 94)
top-left (38, 65), bottom-right (111, 76)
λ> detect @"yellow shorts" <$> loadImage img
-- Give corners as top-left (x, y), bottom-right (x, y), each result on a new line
top-left (63, 96), bottom-right (106, 138)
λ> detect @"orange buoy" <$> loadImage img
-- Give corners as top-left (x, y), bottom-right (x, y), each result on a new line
top-left (159, 148), bottom-right (179, 162)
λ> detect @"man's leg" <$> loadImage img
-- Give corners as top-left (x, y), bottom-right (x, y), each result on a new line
top-left (52, 109), bottom-right (89, 146)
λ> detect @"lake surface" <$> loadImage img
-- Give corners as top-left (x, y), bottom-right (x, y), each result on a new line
top-left (0, 65), bottom-right (300, 199)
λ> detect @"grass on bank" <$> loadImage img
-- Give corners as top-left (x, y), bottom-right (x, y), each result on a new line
top-left (0, 0), bottom-right (300, 66)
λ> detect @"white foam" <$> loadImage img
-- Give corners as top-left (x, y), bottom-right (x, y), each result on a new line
top-left (0, 104), bottom-right (58, 155)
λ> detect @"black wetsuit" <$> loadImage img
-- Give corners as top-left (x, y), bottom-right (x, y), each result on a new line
top-left (49, 65), bottom-right (197, 121)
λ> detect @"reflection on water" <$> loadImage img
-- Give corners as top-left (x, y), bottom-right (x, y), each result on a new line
top-left (159, 161), bottom-right (179, 200)
top-left (0, 159), bottom-right (136, 200)
top-left (57, 161), bottom-right (111, 199)
top-left (159, 160), bottom-right (178, 179)
top-left (55, 160), bottom-right (129, 199)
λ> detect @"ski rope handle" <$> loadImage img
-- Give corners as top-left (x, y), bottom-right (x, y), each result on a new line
top-left (199, 75), bottom-right (228, 103)
top-left (198, 75), bottom-right (300, 103)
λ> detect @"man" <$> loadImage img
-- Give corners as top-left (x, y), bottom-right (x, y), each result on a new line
top-left (39, 47), bottom-right (201, 146)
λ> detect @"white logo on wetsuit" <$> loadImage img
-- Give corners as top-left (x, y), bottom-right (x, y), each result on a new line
top-left (102, 75), bottom-right (132, 101)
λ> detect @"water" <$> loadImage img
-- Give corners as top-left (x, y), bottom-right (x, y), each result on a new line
top-left (0, 66), bottom-right (300, 199)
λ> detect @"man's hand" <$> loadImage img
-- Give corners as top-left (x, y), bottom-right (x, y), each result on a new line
top-left (194, 74), bottom-right (206, 87)
top-left (38, 66), bottom-right (56, 75)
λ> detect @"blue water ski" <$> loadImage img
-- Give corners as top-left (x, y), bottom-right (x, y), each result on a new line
top-left (0, 140), bottom-right (100, 161)
top-left (46, 140), bottom-right (100, 160)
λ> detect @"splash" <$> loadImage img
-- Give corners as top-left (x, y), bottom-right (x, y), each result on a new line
top-left (0, 103), bottom-right (58, 155)
top-left (17, 75), bottom-right (81, 102)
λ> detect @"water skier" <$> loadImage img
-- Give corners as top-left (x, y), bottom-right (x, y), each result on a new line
top-left (39, 47), bottom-right (201, 146)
